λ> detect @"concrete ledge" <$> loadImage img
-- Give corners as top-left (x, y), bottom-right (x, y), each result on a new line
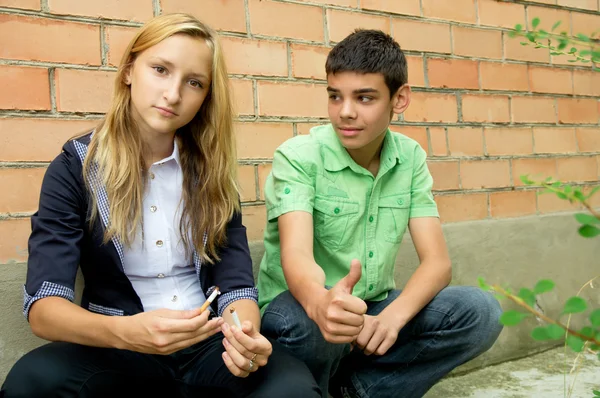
top-left (1, 212), bottom-right (598, 383)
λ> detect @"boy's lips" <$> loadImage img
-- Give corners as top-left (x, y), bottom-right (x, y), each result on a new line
top-left (338, 126), bottom-right (363, 137)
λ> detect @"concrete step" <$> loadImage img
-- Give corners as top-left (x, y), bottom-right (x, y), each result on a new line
top-left (425, 347), bottom-right (599, 398)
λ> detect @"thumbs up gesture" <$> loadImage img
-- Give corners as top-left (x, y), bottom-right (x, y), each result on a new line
top-left (310, 259), bottom-right (368, 344)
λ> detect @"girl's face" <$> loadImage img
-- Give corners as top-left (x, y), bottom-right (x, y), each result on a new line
top-left (125, 34), bottom-right (213, 139)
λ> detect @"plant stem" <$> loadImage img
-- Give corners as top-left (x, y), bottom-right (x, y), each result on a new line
top-left (491, 284), bottom-right (600, 345)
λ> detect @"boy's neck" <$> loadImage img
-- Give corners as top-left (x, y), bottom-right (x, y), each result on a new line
top-left (346, 132), bottom-right (386, 177)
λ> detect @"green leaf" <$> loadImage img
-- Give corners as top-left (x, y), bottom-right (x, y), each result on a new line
top-left (587, 186), bottom-right (600, 198)
top-left (579, 225), bottom-right (600, 238)
top-left (520, 175), bottom-right (534, 185)
top-left (526, 32), bottom-right (537, 42)
top-left (520, 42), bottom-right (529, 46)
top-left (580, 50), bottom-right (592, 57)
top-left (478, 277), bottom-right (491, 291)
top-left (579, 326), bottom-right (595, 339)
top-left (590, 309), bottom-right (600, 327)
top-left (593, 390), bottom-right (600, 397)
top-left (576, 33), bottom-right (591, 42)
top-left (550, 51), bottom-right (562, 55)
top-left (531, 17), bottom-right (540, 29)
top-left (500, 310), bottom-right (529, 326)
top-left (573, 190), bottom-right (585, 201)
top-left (567, 59), bottom-right (578, 62)
top-left (551, 181), bottom-right (562, 188)
top-left (531, 326), bottom-right (551, 341)
top-left (569, 47), bottom-right (578, 54)
top-left (556, 192), bottom-right (568, 200)
top-left (518, 288), bottom-right (536, 307)
top-left (546, 324), bottom-right (565, 340)
top-left (575, 213), bottom-right (600, 225)
top-left (534, 279), bottom-right (555, 294)
top-left (515, 23), bottom-right (523, 32)
top-left (557, 40), bottom-right (568, 51)
top-left (563, 297), bottom-right (587, 314)
top-left (551, 20), bottom-right (562, 31)
top-left (566, 334), bottom-right (584, 352)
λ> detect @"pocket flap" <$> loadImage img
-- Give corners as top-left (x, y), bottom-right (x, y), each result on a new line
top-left (314, 196), bottom-right (360, 216)
top-left (378, 193), bottom-right (411, 209)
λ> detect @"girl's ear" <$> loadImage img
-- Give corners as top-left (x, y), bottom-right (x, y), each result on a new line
top-left (123, 65), bottom-right (133, 86)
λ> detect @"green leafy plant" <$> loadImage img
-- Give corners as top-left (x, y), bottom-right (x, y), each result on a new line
top-left (509, 18), bottom-right (599, 69)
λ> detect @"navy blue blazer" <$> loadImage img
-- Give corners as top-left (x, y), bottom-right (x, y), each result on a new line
top-left (24, 133), bottom-right (257, 320)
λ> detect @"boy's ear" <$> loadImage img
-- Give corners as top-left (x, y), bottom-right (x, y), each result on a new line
top-left (391, 84), bottom-right (411, 114)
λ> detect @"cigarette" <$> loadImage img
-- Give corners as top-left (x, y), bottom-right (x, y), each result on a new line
top-left (199, 287), bottom-right (220, 313)
top-left (229, 307), bottom-right (242, 329)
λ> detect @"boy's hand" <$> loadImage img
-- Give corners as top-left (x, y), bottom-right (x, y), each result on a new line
top-left (311, 259), bottom-right (367, 344)
top-left (354, 311), bottom-right (402, 356)
top-left (221, 321), bottom-right (272, 378)
top-left (115, 308), bottom-right (223, 355)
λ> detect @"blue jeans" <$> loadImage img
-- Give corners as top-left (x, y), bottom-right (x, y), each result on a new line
top-left (261, 286), bottom-right (503, 398)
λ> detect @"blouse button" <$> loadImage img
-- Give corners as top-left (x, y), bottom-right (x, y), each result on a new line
top-left (171, 295), bottom-right (178, 302)
top-left (156, 240), bottom-right (164, 247)
top-left (150, 205), bottom-right (157, 213)
top-left (157, 273), bottom-right (165, 278)
top-left (149, 172), bottom-right (155, 180)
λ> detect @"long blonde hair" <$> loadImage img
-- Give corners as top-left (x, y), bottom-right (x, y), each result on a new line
top-left (84, 13), bottom-right (239, 263)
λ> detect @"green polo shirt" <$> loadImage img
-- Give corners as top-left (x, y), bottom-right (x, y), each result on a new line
top-left (257, 124), bottom-right (439, 313)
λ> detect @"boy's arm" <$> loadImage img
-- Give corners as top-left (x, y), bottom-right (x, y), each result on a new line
top-left (279, 211), bottom-right (367, 344)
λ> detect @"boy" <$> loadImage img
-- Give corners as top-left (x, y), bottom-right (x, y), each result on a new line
top-left (257, 30), bottom-right (503, 398)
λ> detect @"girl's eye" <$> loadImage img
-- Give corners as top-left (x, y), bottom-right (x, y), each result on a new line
top-left (153, 66), bottom-right (167, 74)
top-left (189, 80), bottom-right (202, 89)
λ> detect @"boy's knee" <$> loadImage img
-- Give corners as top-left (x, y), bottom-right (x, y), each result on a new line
top-left (456, 286), bottom-right (503, 348)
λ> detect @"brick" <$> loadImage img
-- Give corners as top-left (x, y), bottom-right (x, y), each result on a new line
top-left (528, 66), bottom-right (573, 95)
top-left (428, 161), bottom-right (459, 190)
top-left (435, 193), bottom-right (488, 223)
top-left (392, 19), bottom-right (451, 54)
top-left (527, 6), bottom-right (571, 34)
top-left (328, 9), bottom-right (390, 43)
top-left (452, 27), bottom-right (502, 59)
top-left (291, 44), bottom-right (330, 80)
top-left (557, 98), bottom-right (598, 124)
top-left (573, 70), bottom-right (600, 97)
top-left (429, 127), bottom-right (448, 156)
top-left (407, 56), bottom-right (425, 87)
top-left (0, 66), bottom-right (50, 111)
top-left (480, 62), bottom-right (529, 92)
top-left (0, 14), bottom-right (101, 65)
top-left (461, 94), bottom-right (510, 123)
top-left (511, 96), bottom-right (556, 124)
top-left (360, 0), bottom-right (420, 15)
top-left (461, 160), bottom-right (511, 189)
top-left (528, 0), bottom-right (555, 4)
top-left (296, 123), bottom-right (324, 136)
top-left (557, 0), bottom-right (597, 11)
top-left (231, 79), bottom-right (255, 116)
top-left (398, 127), bottom-right (428, 151)
top-left (551, 53), bottom-right (590, 67)
top-left (478, 0), bottom-right (526, 29)
top-left (235, 123), bottom-right (294, 159)
top-left (557, 156), bottom-right (598, 182)
top-left (49, 0), bottom-right (153, 21)
top-left (257, 82), bottom-right (328, 118)
top-left (404, 92), bottom-right (458, 123)
top-left (105, 26), bottom-right (138, 67)
top-left (0, 0), bottom-right (39, 10)
top-left (0, 168), bottom-right (46, 213)
top-left (297, 0), bottom-right (355, 6)
top-left (258, 163), bottom-right (272, 200)
top-left (242, 205), bottom-right (267, 241)
top-left (533, 128), bottom-right (577, 154)
top-left (162, 0), bottom-right (246, 33)
top-left (0, 218), bottom-right (30, 263)
top-left (571, 11), bottom-right (600, 37)
top-left (538, 189), bottom-right (581, 214)
top-left (448, 127), bottom-right (484, 156)
top-left (251, 0), bottom-right (324, 42)
top-left (222, 37), bottom-right (288, 77)
top-left (512, 158), bottom-right (557, 186)
top-left (484, 128), bottom-right (533, 156)
top-left (585, 184), bottom-right (600, 208)
top-left (55, 69), bottom-right (115, 113)
top-left (504, 34), bottom-right (550, 63)
top-left (576, 128), bottom-right (600, 153)
top-left (426, 58), bottom-right (479, 90)
top-left (490, 191), bottom-right (537, 218)
top-left (238, 165), bottom-right (257, 202)
top-left (423, 0), bottom-right (476, 23)
top-left (0, 118), bottom-right (98, 162)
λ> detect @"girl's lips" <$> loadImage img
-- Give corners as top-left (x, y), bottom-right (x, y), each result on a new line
top-left (155, 106), bottom-right (177, 117)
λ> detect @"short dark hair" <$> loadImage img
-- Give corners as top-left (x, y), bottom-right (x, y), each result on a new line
top-left (325, 29), bottom-right (407, 97)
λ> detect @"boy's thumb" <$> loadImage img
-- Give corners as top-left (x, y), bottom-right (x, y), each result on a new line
top-left (337, 259), bottom-right (362, 294)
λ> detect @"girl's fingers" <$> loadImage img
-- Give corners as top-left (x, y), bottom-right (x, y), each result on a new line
top-left (222, 352), bottom-right (249, 378)
top-left (223, 337), bottom-right (252, 371)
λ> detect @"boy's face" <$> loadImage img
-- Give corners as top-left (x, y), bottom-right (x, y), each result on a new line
top-left (326, 71), bottom-right (410, 151)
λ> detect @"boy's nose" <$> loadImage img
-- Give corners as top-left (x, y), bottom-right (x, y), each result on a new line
top-left (340, 101), bottom-right (357, 119)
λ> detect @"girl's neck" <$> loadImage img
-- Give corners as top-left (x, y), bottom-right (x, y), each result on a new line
top-left (142, 130), bottom-right (176, 167)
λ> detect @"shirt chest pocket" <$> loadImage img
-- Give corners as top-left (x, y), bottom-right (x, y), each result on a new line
top-left (378, 193), bottom-right (411, 243)
top-left (313, 196), bottom-right (360, 249)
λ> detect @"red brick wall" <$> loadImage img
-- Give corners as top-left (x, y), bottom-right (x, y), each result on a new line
top-left (1, 0), bottom-right (599, 263)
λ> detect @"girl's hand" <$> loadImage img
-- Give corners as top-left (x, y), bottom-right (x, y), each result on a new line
top-left (220, 321), bottom-right (272, 377)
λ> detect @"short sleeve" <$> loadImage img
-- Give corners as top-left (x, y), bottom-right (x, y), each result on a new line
top-left (24, 147), bottom-right (85, 320)
top-left (265, 144), bottom-right (316, 221)
top-left (409, 145), bottom-right (439, 219)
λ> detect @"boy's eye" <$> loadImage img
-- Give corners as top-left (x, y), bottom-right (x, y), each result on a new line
top-left (153, 66), bottom-right (167, 74)
top-left (328, 94), bottom-right (340, 100)
top-left (358, 96), bottom-right (372, 102)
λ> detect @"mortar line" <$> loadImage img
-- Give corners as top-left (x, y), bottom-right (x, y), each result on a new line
top-left (48, 68), bottom-right (57, 113)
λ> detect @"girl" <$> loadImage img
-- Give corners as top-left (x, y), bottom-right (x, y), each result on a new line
top-left (1, 13), bottom-right (319, 397)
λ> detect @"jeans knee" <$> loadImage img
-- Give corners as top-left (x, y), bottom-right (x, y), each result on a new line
top-left (463, 287), bottom-right (504, 349)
